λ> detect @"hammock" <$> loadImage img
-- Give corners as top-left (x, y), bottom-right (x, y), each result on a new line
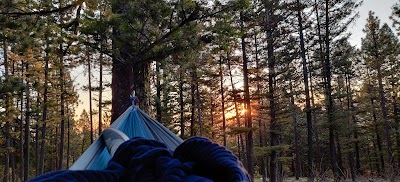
top-left (69, 106), bottom-right (183, 170)
top-left (30, 100), bottom-right (250, 181)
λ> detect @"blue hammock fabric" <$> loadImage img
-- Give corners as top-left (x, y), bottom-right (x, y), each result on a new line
top-left (29, 137), bottom-right (250, 181)
top-left (30, 99), bottom-right (249, 181)
top-left (68, 106), bottom-right (183, 170)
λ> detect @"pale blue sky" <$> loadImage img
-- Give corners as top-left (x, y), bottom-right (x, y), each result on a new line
top-left (348, 0), bottom-right (398, 47)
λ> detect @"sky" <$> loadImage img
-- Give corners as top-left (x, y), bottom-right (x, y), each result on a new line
top-left (348, 0), bottom-right (398, 47)
top-left (72, 0), bottom-right (399, 120)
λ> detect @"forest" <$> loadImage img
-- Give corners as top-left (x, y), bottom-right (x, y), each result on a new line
top-left (2, 0), bottom-right (400, 181)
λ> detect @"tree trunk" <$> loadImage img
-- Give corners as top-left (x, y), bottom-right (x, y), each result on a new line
top-left (210, 96), bottom-right (215, 140)
top-left (24, 62), bottom-right (30, 181)
top-left (35, 95), bottom-right (40, 176)
top-left (373, 135), bottom-right (382, 175)
top-left (54, 127), bottom-right (58, 171)
top-left (347, 75), bottom-right (361, 174)
top-left (227, 55), bottom-right (246, 165)
top-left (369, 82), bottom-right (384, 175)
top-left (371, 26), bottom-right (393, 179)
top-left (190, 66), bottom-right (196, 136)
top-left (179, 66), bottom-right (185, 138)
top-left (156, 61), bottom-right (162, 123)
top-left (19, 62), bottom-right (24, 181)
top-left (59, 44), bottom-right (66, 170)
top-left (377, 66), bottom-right (394, 180)
top-left (67, 106), bottom-right (70, 167)
top-left (87, 48), bottom-right (93, 144)
top-left (11, 144), bottom-right (15, 182)
top-left (112, 62), bottom-right (151, 121)
top-left (262, 2), bottom-right (279, 180)
top-left (111, 2), bottom-right (151, 121)
top-left (162, 64), bottom-right (169, 124)
top-left (240, 11), bottom-right (254, 180)
top-left (312, 0), bottom-right (324, 175)
top-left (39, 37), bottom-right (49, 175)
top-left (195, 71), bottom-right (203, 136)
top-left (3, 40), bottom-right (10, 182)
top-left (324, 0), bottom-right (340, 180)
top-left (111, 61), bottom-right (132, 122)
top-left (366, 139), bottom-right (373, 175)
top-left (335, 133), bottom-right (344, 178)
top-left (309, 59), bottom-right (322, 176)
top-left (333, 78), bottom-right (345, 178)
top-left (296, 0), bottom-right (313, 180)
top-left (58, 0), bottom-right (67, 170)
top-left (98, 42), bottom-right (103, 135)
top-left (219, 57), bottom-right (227, 146)
top-left (345, 75), bottom-right (356, 181)
top-left (81, 132), bottom-right (85, 154)
top-left (254, 32), bottom-right (267, 181)
top-left (392, 85), bottom-right (400, 171)
top-left (290, 80), bottom-right (301, 180)
top-left (3, 124), bottom-right (10, 182)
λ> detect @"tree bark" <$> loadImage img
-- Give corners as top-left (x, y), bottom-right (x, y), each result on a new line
top-left (219, 57), bottom-right (226, 146)
top-left (377, 66), bottom-right (394, 180)
top-left (98, 42), bottom-right (103, 135)
top-left (313, 0), bottom-right (324, 175)
top-left (366, 139), bottom-right (373, 175)
top-left (254, 32), bottom-right (266, 181)
top-left (195, 70), bottom-right (203, 136)
top-left (24, 62), bottom-right (30, 181)
top-left (111, 60), bottom-right (132, 122)
top-left (227, 55), bottom-right (246, 165)
top-left (59, 44), bottom-right (66, 170)
top-left (335, 133), bottom-right (344, 178)
top-left (371, 26), bottom-right (393, 179)
top-left (290, 80), bottom-right (301, 180)
top-left (262, 2), bottom-right (279, 180)
top-left (190, 66), bottom-right (196, 136)
top-left (210, 96), bottom-right (215, 140)
top-left (346, 75), bottom-right (361, 174)
top-left (11, 149), bottom-right (15, 182)
top-left (296, 0), bottom-right (313, 180)
top-left (87, 48), bottom-right (93, 144)
top-left (156, 61), bottom-right (162, 123)
top-left (111, 60), bottom-right (151, 122)
top-left (392, 83), bottom-right (400, 171)
top-left (39, 37), bottom-right (49, 175)
top-left (324, 0), bottom-right (340, 180)
top-left (3, 40), bottom-right (10, 182)
top-left (179, 66), bottom-right (185, 138)
top-left (240, 11), bottom-right (254, 180)
top-left (309, 59), bottom-right (322, 176)
top-left (368, 81), bottom-right (384, 175)
top-left (345, 75), bottom-right (356, 181)
top-left (36, 101), bottom-right (40, 176)
top-left (111, 2), bottom-right (151, 122)
top-left (67, 106), bottom-right (70, 167)
top-left (19, 61), bottom-right (24, 180)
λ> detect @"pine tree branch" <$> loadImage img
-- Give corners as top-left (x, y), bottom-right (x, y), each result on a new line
top-left (0, 0), bottom-right (84, 16)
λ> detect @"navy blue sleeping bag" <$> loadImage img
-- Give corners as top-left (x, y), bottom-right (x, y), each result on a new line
top-left (30, 137), bottom-right (250, 182)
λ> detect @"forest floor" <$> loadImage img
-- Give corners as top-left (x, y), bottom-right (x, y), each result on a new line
top-left (254, 177), bottom-right (388, 182)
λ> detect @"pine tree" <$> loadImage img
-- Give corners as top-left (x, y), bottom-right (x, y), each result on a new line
top-left (362, 12), bottom-right (399, 180)
top-left (295, 0), bottom-right (313, 180)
